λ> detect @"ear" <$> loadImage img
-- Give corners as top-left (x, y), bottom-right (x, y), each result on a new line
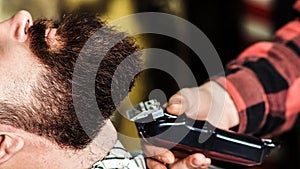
top-left (0, 133), bottom-right (24, 164)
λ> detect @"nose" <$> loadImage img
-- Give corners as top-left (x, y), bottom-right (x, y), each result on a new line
top-left (10, 10), bottom-right (33, 42)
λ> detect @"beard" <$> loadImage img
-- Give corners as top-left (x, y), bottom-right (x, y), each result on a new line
top-left (0, 12), bottom-right (141, 149)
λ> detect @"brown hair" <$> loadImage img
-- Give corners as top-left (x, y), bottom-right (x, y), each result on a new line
top-left (0, 12), bottom-right (141, 149)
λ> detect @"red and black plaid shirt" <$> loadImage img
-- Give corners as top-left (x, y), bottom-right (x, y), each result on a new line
top-left (214, 1), bottom-right (300, 138)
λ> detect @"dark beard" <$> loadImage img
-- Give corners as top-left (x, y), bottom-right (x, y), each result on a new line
top-left (27, 13), bottom-right (101, 149)
top-left (0, 12), bottom-right (142, 149)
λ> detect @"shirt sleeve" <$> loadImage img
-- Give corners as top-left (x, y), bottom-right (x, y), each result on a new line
top-left (213, 18), bottom-right (300, 137)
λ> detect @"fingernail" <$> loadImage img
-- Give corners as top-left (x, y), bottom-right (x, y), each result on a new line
top-left (161, 155), bottom-right (172, 163)
top-left (167, 103), bottom-right (180, 109)
top-left (167, 94), bottom-right (181, 105)
top-left (192, 158), bottom-right (202, 166)
top-left (168, 97), bottom-right (181, 105)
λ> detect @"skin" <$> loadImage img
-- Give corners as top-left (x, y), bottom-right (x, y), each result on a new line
top-left (0, 10), bottom-right (117, 169)
top-left (145, 81), bottom-right (239, 169)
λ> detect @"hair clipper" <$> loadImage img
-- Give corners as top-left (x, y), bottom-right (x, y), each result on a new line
top-left (126, 99), bottom-right (279, 166)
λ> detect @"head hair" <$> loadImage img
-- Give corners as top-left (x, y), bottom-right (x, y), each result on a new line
top-left (0, 12), bottom-right (141, 149)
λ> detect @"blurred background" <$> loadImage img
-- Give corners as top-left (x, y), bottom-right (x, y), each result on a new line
top-left (1, 0), bottom-right (299, 168)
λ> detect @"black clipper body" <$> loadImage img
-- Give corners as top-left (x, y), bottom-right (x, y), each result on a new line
top-left (127, 99), bottom-right (279, 166)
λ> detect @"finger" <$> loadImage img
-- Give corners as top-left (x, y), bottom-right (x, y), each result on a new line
top-left (169, 154), bottom-right (211, 169)
top-left (142, 141), bottom-right (175, 164)
top-left (166, 93), bottom-right (187, 115)
top-left (147, 158), bottom-right (168, 169)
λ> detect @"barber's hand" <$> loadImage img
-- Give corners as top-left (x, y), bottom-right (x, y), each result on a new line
top-left (143, 142), bottom-right (211, 169)
top-left (167, 81), bottom-right (239, 130)
top-left (144, 81), bottom-right (239, 169)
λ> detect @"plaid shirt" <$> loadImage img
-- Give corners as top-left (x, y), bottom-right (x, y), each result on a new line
top-left (214, 1), bottom-right (300, 137)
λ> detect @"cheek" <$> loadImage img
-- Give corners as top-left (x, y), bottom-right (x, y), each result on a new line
top-left (0, 42), bottom-right (39, 81)
top-left (0, 21), bottom-right (14, 45)
top-left (0, 44), bottom-right (27, 65)
top-left (0, 45), bottom-right (41, 103)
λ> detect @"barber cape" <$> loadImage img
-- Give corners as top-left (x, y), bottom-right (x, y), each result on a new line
top-left (91, 140), bottom-right (146, 169)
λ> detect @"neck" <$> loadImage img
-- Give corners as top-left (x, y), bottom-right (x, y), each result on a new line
top-left (0, 120), bottom-right (117, 169)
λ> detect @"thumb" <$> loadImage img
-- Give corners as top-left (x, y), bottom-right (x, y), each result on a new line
top-left (166, 93), bottom-right (187, 116)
